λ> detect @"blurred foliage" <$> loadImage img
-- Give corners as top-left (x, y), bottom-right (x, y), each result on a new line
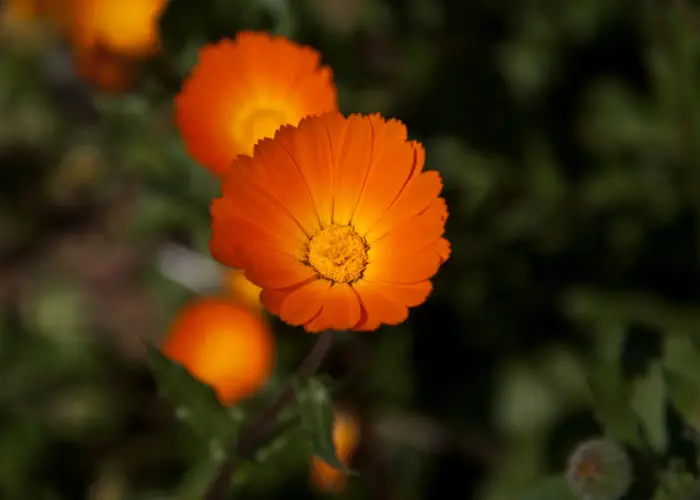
top-left (4, 0), bottom-right (700, 499)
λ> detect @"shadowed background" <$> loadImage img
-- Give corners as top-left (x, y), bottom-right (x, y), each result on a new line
top-left (1, 0), bottom-right (699, 499)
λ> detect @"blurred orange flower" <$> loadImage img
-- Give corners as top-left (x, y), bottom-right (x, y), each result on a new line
top-left (222, 269), bottom-right (263, 312)
top-left (310, 411), bottom-right (360, 493)
top-left (175, 31), bottom-right (338, 178)
top-left (161, 297), bottom-right (274, 405)
top-left (68, 0), bottom-right (167, 58)
top-left (210, 112), bottom-right (450, 332)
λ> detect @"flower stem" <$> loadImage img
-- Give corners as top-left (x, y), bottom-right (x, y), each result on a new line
top-left (203, 331), bottom-right (334, 500)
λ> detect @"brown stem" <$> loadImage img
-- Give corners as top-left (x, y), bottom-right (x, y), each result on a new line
top-left (203, 331), bottom-right (334, 500)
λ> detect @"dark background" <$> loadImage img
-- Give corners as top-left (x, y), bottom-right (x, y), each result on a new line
top-left (2, 0), bottom-right (700, 498)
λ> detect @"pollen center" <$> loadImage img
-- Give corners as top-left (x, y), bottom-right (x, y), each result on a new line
top-left (236, 106), bottom-right (290, 154)
top-left (307, 225), bottom-right (368, 283)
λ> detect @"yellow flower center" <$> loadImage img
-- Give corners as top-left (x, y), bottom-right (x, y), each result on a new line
top-left (307, 225), bottom-right (368, 283)
top-left (236, 106), bottom-right (291, 155)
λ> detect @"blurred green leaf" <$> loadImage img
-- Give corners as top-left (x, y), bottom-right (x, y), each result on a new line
top-left (586, 326), bottom-right (643, 447)
top-left (294, 377), bottom-right (346, 470)
top-left (630, 361), bottom-right (668, 453)
top-left (146, 345), bottom-right (240, 447)
top-left (516, 476), bottom-right (577, 500)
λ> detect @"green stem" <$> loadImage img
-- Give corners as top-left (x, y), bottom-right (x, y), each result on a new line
top-left (202, 331), bottom-right (334, 500)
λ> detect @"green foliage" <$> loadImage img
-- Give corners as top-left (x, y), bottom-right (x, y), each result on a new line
top-left (146, 345), bottom-right (243, 449)
top-left (294, 377), bottom-right (347, 470)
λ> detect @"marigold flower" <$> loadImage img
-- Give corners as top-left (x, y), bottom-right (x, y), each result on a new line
top-left (309, 410), bottom-right (360, 493)
top-left (210, 112), bottom-right (450, 332)
top-left (68, 0), bottom-right (166, 58)
top-left (174, 32), bottom-right (338, 178)
top-left (161, 297), bottom-right (274, 405)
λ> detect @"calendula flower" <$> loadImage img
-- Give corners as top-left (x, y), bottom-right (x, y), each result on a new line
top-left (175, 31), bottom-right (338, 178)
top-left (310, 410), bottom-right (360, 493)
top-left (68, 0), bottom-right (166, 58)
top-left (210, 112), bottom-right (450, 332)
top-left (161, 297), bottom-right (274, 405)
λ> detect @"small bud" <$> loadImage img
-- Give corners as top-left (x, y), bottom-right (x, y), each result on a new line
top-left (565, 437), bottom-right (632, 500)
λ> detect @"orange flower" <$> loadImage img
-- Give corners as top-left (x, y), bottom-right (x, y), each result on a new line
top-left (222, 269), bottom-right (263, 312)
top-left (310, 411), bottom-right (360, 493)
top-left (174, 32), bottom-right (338, 178)
top-left (210, 112), bottom-right (450, 332)
top-left (68, 0), bottom-right (166, 58)
top-left (161, 297), bottom-right (274, 405)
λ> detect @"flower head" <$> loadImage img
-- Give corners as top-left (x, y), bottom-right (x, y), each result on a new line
top-left (161, 297), bottom-right (274, 405)
top-left (175, 31), bottom-right (338, 178)
top-left (68, 0), bottom-right (166, 58)
top-left (210, 112), bottom-right (450, 332)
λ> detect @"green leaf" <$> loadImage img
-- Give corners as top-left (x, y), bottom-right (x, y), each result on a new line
top-left (630, 360), bottom-right (668, 453)
top-left (586, 326), bottom-right (643, 447)
top-left (146, 345), bottom-right (242, 446)
top-left (663, 335), bottom-right (700, 385)
top-left (516, 476), bottom-right (577, 500)
top-left (294, 377), bottom-right (347, 471)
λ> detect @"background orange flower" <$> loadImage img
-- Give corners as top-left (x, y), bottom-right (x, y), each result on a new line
top-left (309, 410), bottom-right (360, 493)
top-left (68, 0), bottom-right (167, 59)
top-left (210, 112), bottom-right (450, 332)
top-left (161, 297), bottom-right (274, 405)
top-left (175, 31), bottom-right (338, 178)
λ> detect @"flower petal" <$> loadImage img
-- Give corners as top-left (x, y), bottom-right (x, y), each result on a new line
top-left (330, 115), bottom-right (374, 225)
top-left (365, 169), bottom-right (443, 243)
top-left (250, 126), bottom-right (322, 236)
top-left (369, 197), bottom-right (448, 255)
top-left (350, 116), bottom-right (417, 233)
top-left (352, 280), bottom-right (408, 330)
top-left (279, 279), bottom-right (330, 326)
top-left (291, 114), bottom-right (339, 228)
top-left (364, 240), bottom-right (445, 284)
top-left (260, 288), bottom-right (287, 316)
top-left (240, 247), bottom-right (316, 289)
top-left (304, 283), bottom-right (362, 332)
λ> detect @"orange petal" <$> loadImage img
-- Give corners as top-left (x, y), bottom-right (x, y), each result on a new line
top-left (370, 197), bottom-right (448, 256)
top-left (352, 280), bottom-right (408, 330)
top-left (350, 116), bottom-right (417, 233)
top-left (221, 163), bottom-right (310, 250)
top-left (260, 288), bottom-right (287, 316)
top-left (371, 280), bottom-right (434, 307)
top-left (174, 33), bottom-right (338, 178)
top-left (251, 126), bottom-right (322, 235)
top-left (364, 244), bottom-right (443, 284)
top-left (291, 113), bottom-right (339, 227)
top-left (365, 169), bottom-right (443, 243)
top-left (436, 237), bottom-right (451, 262)
top-left (279, 279), bottom-right (330, 326)
top-left (240, 247), bottom-right (316, 289)
top-left (304, 283), bottom-right (362, 332)
top-left (329, 115), bottom-right (374, 225)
